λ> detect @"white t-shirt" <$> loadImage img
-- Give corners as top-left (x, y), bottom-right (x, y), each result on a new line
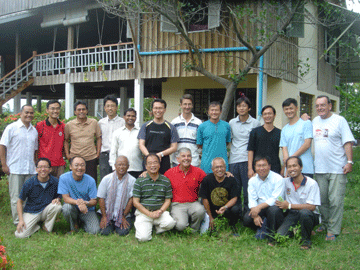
top-left (313, 114), bottom-right (355, 174)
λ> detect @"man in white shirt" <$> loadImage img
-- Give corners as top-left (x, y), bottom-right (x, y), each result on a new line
top-left (171, 94), bottom-right (202, 167)
top-left (243, 156), bottom-right (285, 241)
top-left (0, 105), bottom-right (38, 224)
top-left (98, 95), bottom-right (125, 180)
top-left (109, 108), bottom-right (143, 179)
top-left (313, 95), bottom-right (355, 241)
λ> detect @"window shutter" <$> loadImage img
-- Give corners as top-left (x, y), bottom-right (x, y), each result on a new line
top-left (208, 0), bottom-right (221, 29)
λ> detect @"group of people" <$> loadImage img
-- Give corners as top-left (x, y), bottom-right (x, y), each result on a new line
top-left (0, 92), bottom-right (354, 249)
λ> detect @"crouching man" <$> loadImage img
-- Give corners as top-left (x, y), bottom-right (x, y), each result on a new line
top-left (15, 158), bottom-right (62, 238)
top-left (97, 156), bottom-right (136, 236)
top-left (133, 154), bottom-right (176, 241)
top-left (275, 156), bottom-right (320, 249)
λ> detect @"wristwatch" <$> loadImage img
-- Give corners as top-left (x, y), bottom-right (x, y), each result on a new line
top-left (161, 152), bottom-right (164, 157)
top-left (288, 204), bottom-right (291, 210)
top-left (348, 160), bottom-right (354, 164)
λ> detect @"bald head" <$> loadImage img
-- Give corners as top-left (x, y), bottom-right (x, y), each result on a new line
top-left (115, 155), bottom-right (129, 178)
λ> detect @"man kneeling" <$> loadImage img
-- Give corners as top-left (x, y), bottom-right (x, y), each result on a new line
top-left (133, 154), bottom-right (176, 241)
top-left (97, 156), bottom-right (136, 236)
top-left (275, 156), bottom-right (320, 249)
top-left (15, 158), bottom-right (62, 238)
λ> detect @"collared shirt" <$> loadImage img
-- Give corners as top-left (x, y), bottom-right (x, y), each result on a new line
top-left (248, 170), bottom-right (285, 209)
top-left (171, 113), bottom-right (202, 167)
top-left (229, 115), bottom-right (261, 164)
top-left (109, 126), bottom-right (143, 172)
top-left (19, 174), bottom-right (60, 214)
top-left (97, 172), bottom-right (136, 219)
top-left (64, 117), bottom-right (101, 161)
top-left (133, 173), bottom-right (172, 211)
top-left (284, 176), bottom-right (321, 214)
top-left (164, 165), bottom-right (206, 203)
top-left (98, 115), bottom-right (125, 153)
top-left (0, 119), bottom-right (38, 174)
top-left (36, 118), bottom-right (66, 167)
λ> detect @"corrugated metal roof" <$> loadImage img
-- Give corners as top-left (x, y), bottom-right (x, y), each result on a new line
top-left (0, 0), bottom-right (68, 17)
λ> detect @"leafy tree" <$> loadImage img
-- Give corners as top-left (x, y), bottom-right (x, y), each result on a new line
top-left (340, 84), bottom-right (360, 138)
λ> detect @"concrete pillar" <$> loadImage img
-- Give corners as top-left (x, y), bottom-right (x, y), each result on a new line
top-left (256, 73), bottom-right (267, 121)
top-left (134, 79), bottom-right (144, 127)
top-left (119, 87), bottom-right (127, 117)
top-left (13, 32), bottom-right (21, 114)
top-left (65, 82), bottom-right (74, 119)
top-left (36, 96), bottom-right (42, 112)
top-left (67, 26), bottom-right (75, 50)
top-left (26, 92), bottom-right (32, 105)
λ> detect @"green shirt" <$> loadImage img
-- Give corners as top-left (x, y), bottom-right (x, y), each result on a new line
top-left (133, 173), bottom-right (173, 211)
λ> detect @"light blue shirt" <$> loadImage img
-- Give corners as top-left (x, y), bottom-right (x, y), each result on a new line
top-left (280, 119), bottom-right (314, 174)
top-left (248, 170), bottom-right (285, 209)
top-left (196, 120), bottom-right (231, 173)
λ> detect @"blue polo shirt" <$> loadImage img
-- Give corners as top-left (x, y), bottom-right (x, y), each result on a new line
top-left (19, 175), bottom-right (60, 214)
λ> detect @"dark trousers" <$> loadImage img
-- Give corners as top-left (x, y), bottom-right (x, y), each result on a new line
top-left (99, 152), bottom-right (113, 181)
top-left (85, 158), bottom-right (98, 184)
top-left (100, 218), bottom-right (133, 236)
top-left (277, 209), bottom-right (319, 244)
top-left (214, 204), bottom-right (241, 226)
top-left (129, 171), bottom-right (143, 179)
top-left (243, 206), bottom-right (284, 238)
top-left (229, 162), bottom-right (249, 212)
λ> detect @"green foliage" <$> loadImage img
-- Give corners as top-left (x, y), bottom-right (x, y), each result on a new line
top-left (130, 97), bottom-right (154, 122)
top-left (339, 84), bottom-right (360, 138)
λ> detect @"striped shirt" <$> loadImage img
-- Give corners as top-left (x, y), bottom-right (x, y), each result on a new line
top-left (133, 173), bottom-right (173, 211)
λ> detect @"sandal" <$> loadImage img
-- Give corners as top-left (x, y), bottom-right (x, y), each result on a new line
top-left (300, 245), bottom-right (311, 250)
top-left (316, 226), bottom-right (326, 233)
top-left (325, 234), bottom-right (336, 241)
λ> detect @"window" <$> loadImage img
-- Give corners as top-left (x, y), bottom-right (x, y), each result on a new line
top-left (300, 92), bottom-right (313, 118)
top-left (324, 29), bottom-right (338, 66)
top-left (330, 99), bottom-right (336, 112)
top-left (277, 1), bottom-right (305, 38)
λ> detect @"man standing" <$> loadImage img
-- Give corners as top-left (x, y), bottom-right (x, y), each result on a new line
top-left (109, 108), bottom-right (143, 179)
top-left (199, 157), bottom-right (240, 231)
top-left (275, 156), bottom-right (320, 249)
top-left (58, 156), bottom-right (100, 234)
top-left (164, 148), bottom-right (206, 232)
top-left (243, 156), bottom-right (285, 241)
top-left (197, 102), bottom-right (231, 174)
top-left (229, 96), bottom-right (260, 212)
top-left (0, 105), bottom-right (38, 224)
top-left (133, 154), bottom-right (176, 241)
top-left (248, 105), bottom-right (281, 177)
top-left (64, 101), bottom-right (102, 183)
top-left (98, 95), bottom-right (125, 180)
top-left (138, 99), bottom-right (179, 174)
top-left (97, 156), bottom-right (136, 236)
top-left (280, 98), bottom-right (314, 177)
top-left (36, 100), bottom-right (66, 179)
top-left (15, 158), bottom-right (62, 238)
top-left (171, 94), bottom-right (202, 167)
top-left (313, 95), bottom-right (355, 241)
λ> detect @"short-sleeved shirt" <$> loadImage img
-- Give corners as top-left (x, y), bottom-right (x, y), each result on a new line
top-left (313, 114), bottom-right (355, 174)
top-left (132, 173), bottom-right (172, 211)
top-left (58, 172), bottom-right (97, 211)
top-left (248, 126), bottom-right (281, 173)
top-left (36, 119), bottom-right (66, 167)
top-left (97, 172), bottom-right (136, 219)
top-left (98, 115), bottom-right (125, 153)
top-left (284, 176), bottom-right (321, 214)
top-left (280, 119), bottom-right (314, 174)
top-left (171, 114), bottom-right (202, 167)
top-left (229, 115), bottom-right (261, 164)
top-left (19, 175), bottom-right (60, 214)
top-left (64, 117), bottom-right (101, 161)
top-left (199, 174), bottom-right (238, 218)
top-left (164, 165), bottom-right (206, 203)
top-left (0, 119), bottom-right (38, 174)
top-left (196, 120), bottom-right (231, 173)
top-left (138, 120), bottom-right (179, 153)
top-left (248, 170), bottom-right (285, 209)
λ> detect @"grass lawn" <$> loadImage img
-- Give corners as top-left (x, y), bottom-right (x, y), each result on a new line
top-left (1, 149), bottom-right (360, 269)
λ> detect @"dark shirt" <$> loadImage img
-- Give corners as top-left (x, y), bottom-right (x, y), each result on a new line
top-left (247, 126), bottom-right (281, 173)
top-left (19, 175), bottom-right (60, 214)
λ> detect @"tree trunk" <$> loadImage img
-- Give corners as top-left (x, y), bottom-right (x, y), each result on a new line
top-left (220, 82), bottom-right (237, 120)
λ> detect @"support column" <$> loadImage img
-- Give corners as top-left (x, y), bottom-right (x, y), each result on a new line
top-left (65, 83), bottom-right (74, 119)
top-left (256, 73), bottom-right (267, 121)
top-left (26, 92), bottom-right (32, 105)
top-left (67, 26), bottom-right (75, 50)
top-left (119, 87), bottom-right (127, 117)
top-left (13, 32), bottom-right (21, 114)
top-left (36, 96), bottom-right (42, 113)
top-left (134, 79), bottom-right (144, 127)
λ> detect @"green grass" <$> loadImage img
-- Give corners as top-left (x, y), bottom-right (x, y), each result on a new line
top-left (1, 149), bottom-right (360, 269)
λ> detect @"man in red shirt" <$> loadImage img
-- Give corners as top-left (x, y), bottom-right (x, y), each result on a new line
top-left (164, 147), bottom-right (206, 232)
top-left (36, 100), bottom-right (65, 179)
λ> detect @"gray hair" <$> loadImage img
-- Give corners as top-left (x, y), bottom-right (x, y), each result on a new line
top-left (211, 157), bottom-right (226, 168)
top-left (175, 147), bottom-right (192, 157)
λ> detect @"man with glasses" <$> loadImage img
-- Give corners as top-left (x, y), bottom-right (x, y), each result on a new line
top-left (36, 100), bottom-right (66, 179)
top-left (15, 158), bottom-right (62, 238)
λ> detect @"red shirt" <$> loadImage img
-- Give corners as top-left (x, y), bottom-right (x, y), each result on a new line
top-left (164, 165), bottom-right (206, 203)
top-left (36, 119), bottom-right (66, 167)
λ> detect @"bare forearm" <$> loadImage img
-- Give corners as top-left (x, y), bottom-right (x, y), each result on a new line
top-left (159, 198), bottom-right (171, 212)
top-left (292, 139), bottom-right (311, 157)
top-left (248, 151), bottom-right (254, 169)
top-left (133, 197), bottom-right (152, 217)
top-left (344, 142), bottom-right (353, 161)
top-left (161, 143), bottom-right (177, 156)
top-left (0, 145), bottom-right (7, 165)
top-left (64, 140), bottom-right (70, 157)
top-left (99, 198), bottom-right (106, 217)
top-left (139, 140), bottom-right (149, 156)
top-left (290, 203), bottom-right (316, 211)
top-left (124, 198), bottom-right (133, 216)
top-left (17, 199), bottom-right (24, 222)
top-left (96, 138), bottom-right (102, 156)
top-left (202, 199), bottom-right (213, 219)
top-left (225, 197), bottom-right (237, 209)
